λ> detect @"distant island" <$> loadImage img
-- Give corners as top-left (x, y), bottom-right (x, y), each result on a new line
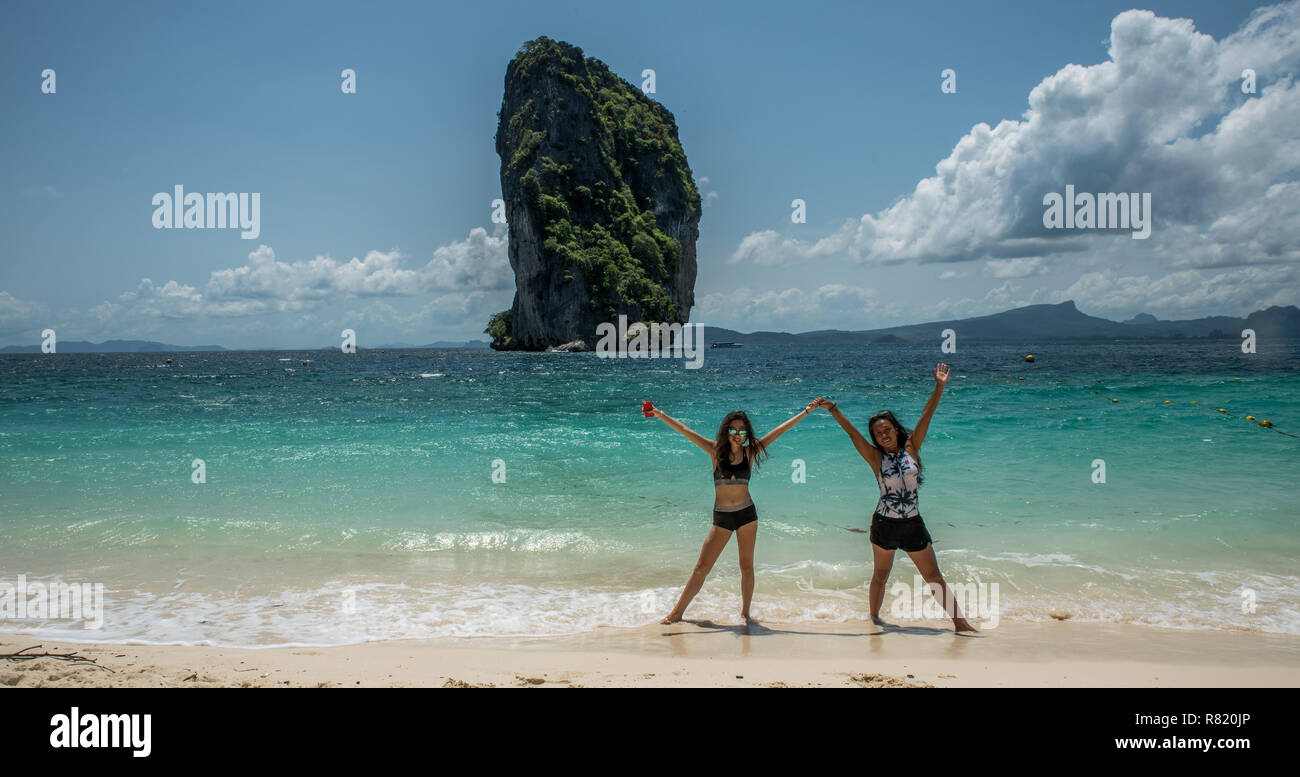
top-left (4, 300), bottom-right (1295, 353)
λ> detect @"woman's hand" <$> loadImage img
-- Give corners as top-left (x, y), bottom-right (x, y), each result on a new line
top-left (813, 396), bottom-right (836, 411)
top-left (934, 362), bottom-right (950, 388)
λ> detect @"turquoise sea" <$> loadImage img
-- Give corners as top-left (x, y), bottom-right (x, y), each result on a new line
top-left (1, 341), bottom-right (1297, 646)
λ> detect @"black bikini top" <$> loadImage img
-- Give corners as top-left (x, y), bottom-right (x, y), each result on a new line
top-left (713, 451), bottom-right (751, 485)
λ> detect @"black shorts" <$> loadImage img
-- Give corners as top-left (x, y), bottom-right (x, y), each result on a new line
top-left (869, 512), bottom-right (932, 552)
top-left (713, 502), bottom-right (757, 532)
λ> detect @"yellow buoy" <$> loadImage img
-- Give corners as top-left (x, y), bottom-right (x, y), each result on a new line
top-left (1234, 377), bottom-right (1240, 381)
top-left (1191, 401), bottom-right (1198, 404)
top-left (1025, 354), bottom-right (1035, 362)
top-left (1111, 398), bottom-right (1119, 403)
top-left (1217, 408), bottom-right (1226, 413)
top-left (1163, 400), bottom-right (1171, 404)
top-left (1245, 416), bottom-right (1255, 421)
top-left (1260, 420), bottom-right (1273, 428)
top-left (1017, 376), bottom-right (1024, 381)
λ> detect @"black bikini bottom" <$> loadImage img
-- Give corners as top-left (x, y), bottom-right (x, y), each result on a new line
top-left (712, 500), bottom-right (757, 532)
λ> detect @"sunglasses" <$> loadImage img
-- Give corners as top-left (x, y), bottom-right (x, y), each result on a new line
top-left (727, 429), bottom-right (748, 437)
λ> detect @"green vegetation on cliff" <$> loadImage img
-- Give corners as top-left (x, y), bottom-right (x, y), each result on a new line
top-left (484, 309), bottom-right (512, 344)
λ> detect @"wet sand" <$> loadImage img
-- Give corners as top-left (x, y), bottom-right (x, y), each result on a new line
top-left (3, 618), bottom-right (1297, 688)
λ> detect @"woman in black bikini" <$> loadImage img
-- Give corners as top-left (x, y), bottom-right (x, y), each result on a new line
top-left (650, 401), bottom-right (818, 624)
top-left (816, 364), bottom-right (976, 632)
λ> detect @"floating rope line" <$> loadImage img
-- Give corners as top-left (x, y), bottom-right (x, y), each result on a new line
top-left (1086, 382), bottom-right (1298, 438)
top-left (1198, 403), bottom-right (1298, 438)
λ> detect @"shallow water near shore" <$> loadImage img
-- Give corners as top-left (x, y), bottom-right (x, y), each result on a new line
top-left (1, 340), bottom-right (1297, 646)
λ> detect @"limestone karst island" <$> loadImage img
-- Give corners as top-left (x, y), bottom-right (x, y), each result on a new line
top-left (486, 37), bottom-right (701, 351)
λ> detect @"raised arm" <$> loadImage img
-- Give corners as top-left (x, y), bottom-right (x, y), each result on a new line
top-left (650, 406), bottom-right (714, 455)
top-left (907, 363), bottom-right (950, 456)
top-left (758, 400), bottom-right (819, 448)
top-left (816, 398), bottom-right (882, 470)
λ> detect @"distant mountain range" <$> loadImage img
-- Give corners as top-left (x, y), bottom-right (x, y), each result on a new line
top-left (372, 340), bottom-right (492, 349)
top-left (702, 301), bottom-right (1300, 345)
top-left (3, 301), bottom-right (1296, 352)
top-left (0, 339), bottom-right (491, 354)
top-left (0, 339), bottom-right (229, 354)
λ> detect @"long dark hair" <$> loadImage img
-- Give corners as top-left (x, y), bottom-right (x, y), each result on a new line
top-left (713, 410), bottom-right (769, 470)
top-left (866, 410), bottom-right (923, 486)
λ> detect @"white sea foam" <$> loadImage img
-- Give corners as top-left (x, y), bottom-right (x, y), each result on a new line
top-left (5, 560), bottom-right (1296, 647)
top-left (379, 529), bottom-right (631, 554)
top-left (974, 551), bottom-right (1131, 579)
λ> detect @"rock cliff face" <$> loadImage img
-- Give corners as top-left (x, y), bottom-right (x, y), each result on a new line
top-left (487, 37), bottom-right (701, 350)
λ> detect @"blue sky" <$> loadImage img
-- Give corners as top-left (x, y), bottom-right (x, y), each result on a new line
top-left (2, 0), bottom-right (1295, 347)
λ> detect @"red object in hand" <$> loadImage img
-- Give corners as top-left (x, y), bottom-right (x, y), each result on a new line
top-left (642, 401), bottom-right (655, 417)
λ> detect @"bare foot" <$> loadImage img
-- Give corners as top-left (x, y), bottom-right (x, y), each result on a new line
top-left (954, 617), bottom-right (978, 633)
top-left (660, 613), bottom-right (683, 625)
top-left (871, 615), bottom-right (891, 627)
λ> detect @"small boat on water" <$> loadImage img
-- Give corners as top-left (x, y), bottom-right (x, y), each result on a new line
top-left (710, 341), bottom-right (743, 348)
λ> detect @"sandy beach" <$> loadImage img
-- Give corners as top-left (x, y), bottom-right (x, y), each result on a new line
top-left (3, 619), bottom-right (1297, 688)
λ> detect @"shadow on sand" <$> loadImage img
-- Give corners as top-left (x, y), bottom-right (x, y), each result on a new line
top-left (659, 618), bottom-right (982, 638)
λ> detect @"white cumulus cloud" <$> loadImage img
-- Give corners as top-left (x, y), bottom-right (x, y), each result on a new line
top-left (729, 2), bottom-right (1300, 271)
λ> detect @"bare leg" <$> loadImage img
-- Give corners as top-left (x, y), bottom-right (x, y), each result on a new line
top-left (870, 543), bottom-right (895, 625)
top-left (661, 526), bottom-right (732, 624)
top-left (905, 543), bottom-right (977, 632)
top-left (736, 521), bottom-right (758, 620)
